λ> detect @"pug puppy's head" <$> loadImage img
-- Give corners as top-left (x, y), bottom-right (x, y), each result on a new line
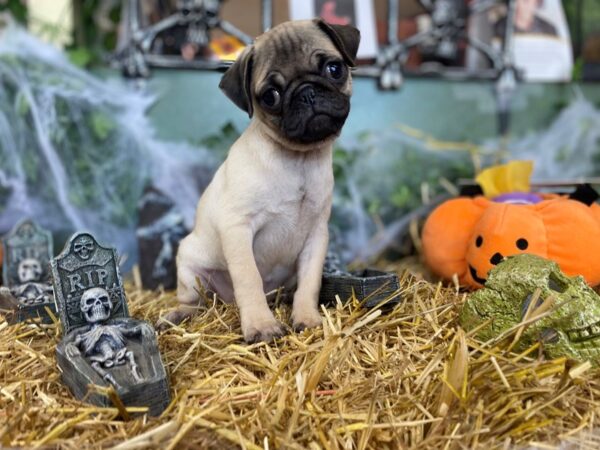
top-left (219, 19), bottom-right (360, 148)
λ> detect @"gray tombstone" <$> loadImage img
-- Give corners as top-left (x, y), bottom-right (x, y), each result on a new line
top-left (53, 232), bottom-right (170, 416)
top-left (0, 219), bottom-right (55, 323)
top-left (319, 243), bottom-right (402, 310)
top-left (136, 186), bottom-right (188, 290)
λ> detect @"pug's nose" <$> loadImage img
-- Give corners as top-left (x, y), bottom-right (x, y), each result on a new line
top-left (299, 86), bottom-right (316, 106)
top-left (490, 252), bottom-right (504, 265)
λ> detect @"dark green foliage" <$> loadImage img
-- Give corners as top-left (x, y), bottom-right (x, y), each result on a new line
top-left (69, 0), bottom-right (121, 67)
top-left (563, 0), bottom-right (600, 58)
top-left (0, 0), bottom-right (27, 24)
top-left (198, 122), bottom-right (241, 160)
top-left (331, 133), bottom-right (473, 231)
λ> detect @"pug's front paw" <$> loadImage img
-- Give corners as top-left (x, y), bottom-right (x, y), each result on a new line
top-left (291, 307), bottom-right (322, 332)
top-left (241, 313), bottom-right (286, 343)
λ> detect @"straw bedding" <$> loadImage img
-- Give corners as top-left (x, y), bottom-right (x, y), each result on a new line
top-left (2, 267), bottom-right (600, 449)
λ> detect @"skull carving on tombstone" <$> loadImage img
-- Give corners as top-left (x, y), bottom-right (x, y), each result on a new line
top-left (18, 258), bottom-right (43, 283)
top-left (80, 287), bottom-right (112, 323)
top-left (73, 235), bottom-right (95, 261)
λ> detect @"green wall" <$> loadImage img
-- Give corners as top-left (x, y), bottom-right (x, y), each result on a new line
top-left (136, 69), bottom-right (600, 144)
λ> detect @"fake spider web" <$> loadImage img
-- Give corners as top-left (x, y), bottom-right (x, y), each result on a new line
top-left (0, 24), bottom-right (217, 266)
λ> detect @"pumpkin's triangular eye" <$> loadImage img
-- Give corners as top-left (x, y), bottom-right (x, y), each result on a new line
top-left (569, 184), bottom-right (599, 206)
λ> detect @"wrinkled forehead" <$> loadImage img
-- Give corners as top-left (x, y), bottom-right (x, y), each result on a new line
top-left (252, 21), bottom-right (340, 84)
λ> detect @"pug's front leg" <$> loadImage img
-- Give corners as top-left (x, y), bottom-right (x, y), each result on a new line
top-left (221, 225), bottom-right (285, 343)
top-left (292, 219), bottom-right (328, 331)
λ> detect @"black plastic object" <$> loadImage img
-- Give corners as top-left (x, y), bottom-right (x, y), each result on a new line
top-left (319, 269), bottom-right (401, 309)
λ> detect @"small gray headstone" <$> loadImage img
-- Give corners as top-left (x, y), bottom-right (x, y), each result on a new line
top-left (53, 232), bottom-right (170, 416)
top-left (136, 186), bottom-right (188, 290)
top-left (1, 219), bottom-right (55, 323)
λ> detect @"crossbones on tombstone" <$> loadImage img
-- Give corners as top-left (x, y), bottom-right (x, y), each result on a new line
top-left (11, 282), bottom-right (53, 305)
top-left (66, 287), bottom-right (148, 387)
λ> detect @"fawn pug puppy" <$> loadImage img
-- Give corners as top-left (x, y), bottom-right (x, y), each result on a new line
top-left (161, 19), bottom-right (360, 342)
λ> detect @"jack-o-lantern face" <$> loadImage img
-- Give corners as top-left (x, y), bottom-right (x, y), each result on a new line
top-left (464, 203), bottom-right (548, 287)
top-left (422, 195), bottom-right (600, 289)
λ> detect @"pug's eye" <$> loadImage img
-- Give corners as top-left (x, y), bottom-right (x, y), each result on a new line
top-left (261, 88), bottom-right (281, 108)
top-left (325, 61), bottom-right (343, 80)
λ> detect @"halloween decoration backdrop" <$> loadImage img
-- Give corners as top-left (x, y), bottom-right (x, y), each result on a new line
top-left (2, 1), bottom-right (600, 269)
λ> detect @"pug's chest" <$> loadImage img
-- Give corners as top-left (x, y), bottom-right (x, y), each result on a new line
top-left (253, 176), bottom-right (331, 264)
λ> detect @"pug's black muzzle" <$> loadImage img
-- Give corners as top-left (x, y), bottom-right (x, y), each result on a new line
top-left (281, 80), bottom-right (350, 144)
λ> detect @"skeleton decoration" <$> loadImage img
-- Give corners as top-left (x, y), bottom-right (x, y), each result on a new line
top-left (53, 232), bottom-right (170, 416)
top-left (460, 254), bottom-right (600, 366)
top-left (0, 219), bottom-right (55, 322)
top-left (116, 0), bottom-right (258, 78)
top-left (69, 287), bottom-right (143, 386)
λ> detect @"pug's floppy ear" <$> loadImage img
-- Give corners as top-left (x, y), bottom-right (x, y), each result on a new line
top-left (315, 19), bottom-right (361, 67)
top-left (219, 46), bottom-right (255, 117)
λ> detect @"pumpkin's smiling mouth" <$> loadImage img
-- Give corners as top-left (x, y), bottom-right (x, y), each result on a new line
top-left (469, 265), bottom-right (487, 285)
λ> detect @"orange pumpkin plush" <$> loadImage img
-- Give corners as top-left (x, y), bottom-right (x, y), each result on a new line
top-left (422, 192), bottom-right (600, 289)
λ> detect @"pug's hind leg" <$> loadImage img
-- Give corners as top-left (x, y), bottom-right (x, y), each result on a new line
top-left (157, 257), bottom-right (204, 330)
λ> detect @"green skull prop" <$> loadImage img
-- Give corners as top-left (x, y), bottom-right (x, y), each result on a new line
top-left (460, 254), bottom-right (600, 365)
